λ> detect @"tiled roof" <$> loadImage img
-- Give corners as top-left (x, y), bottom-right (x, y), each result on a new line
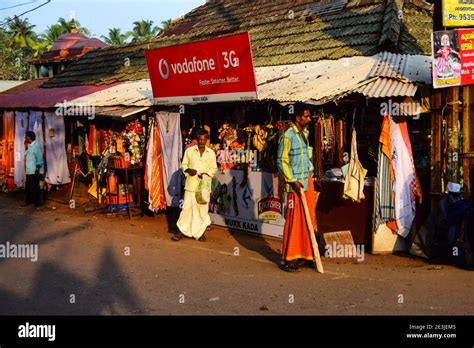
top-left (43, 0), bottom-right (433, 88)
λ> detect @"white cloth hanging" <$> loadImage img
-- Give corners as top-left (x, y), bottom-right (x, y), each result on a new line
top-left (342, 128), bottom-right (367, 202)
top-left (14, 111), bottom-right (29, 188)
top-left (156, 111), bottom-right (182, 207)
top-left (44, 112), bottom-right (71, 185)
top-left (28, 110), bottom-right (44, 149)
top-left (390, 117), bottom-right (418, 237)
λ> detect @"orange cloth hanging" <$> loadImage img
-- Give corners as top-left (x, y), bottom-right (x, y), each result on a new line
top-left (149, 122), bottom-right (166, 211)
top-left (1, 111), bottom-right (15, 185)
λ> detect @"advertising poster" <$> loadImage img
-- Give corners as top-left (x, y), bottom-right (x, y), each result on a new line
top-left (459, 28), bottom-right (474, 86)
top-left (442, 0), bottom-right (474, 27)
top-left (145, 32), bottom-right (258, 104)
top-left (208, 169), bottom-right (285, 239)
top-left (432, 30), bottom-right (462, 88)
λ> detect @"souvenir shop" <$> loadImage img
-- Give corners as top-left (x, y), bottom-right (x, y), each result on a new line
top-left (170, 96), bottom-right (431, 252)
top-left (66, 112), bottom-right (149, 216)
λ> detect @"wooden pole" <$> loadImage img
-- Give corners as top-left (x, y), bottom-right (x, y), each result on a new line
top-left (299, 187), bottom-right (324, 273)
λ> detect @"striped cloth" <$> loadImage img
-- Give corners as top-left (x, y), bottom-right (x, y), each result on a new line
top-left (375, 144), bottom-right (396, 231)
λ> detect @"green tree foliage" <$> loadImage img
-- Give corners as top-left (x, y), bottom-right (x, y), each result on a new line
top-left (100, 28), bottom-right (130, 46)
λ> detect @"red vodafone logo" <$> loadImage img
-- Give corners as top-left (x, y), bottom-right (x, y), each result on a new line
top-left (158, 59), bottom-right (170, 80)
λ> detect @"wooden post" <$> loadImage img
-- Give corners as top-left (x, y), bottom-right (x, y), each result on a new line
top-left (463, 85), bottom-right (474, 196)
top-left (446, 87), bottom-right (460, 185)
top-left (431, 90), bottom-right (442, 200)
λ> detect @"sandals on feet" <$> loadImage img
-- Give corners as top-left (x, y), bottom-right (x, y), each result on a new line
top-left (279, 262), bottom-right (300, 273)
top-left (171, 233), bottom-right (183, 241)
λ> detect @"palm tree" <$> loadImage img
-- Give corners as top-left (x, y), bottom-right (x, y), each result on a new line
top-left (5, 16), bottom-right (37, 49)
top-left (57, 17), bottom-right (91, 36)
top-left (161, 19), bottom-right (173, 31)
top-left (129, 20), bottom-right (161, 42)
top-left (40, 24), bottom-right (65, 45)
top-left (100, 28), bottom-right (130, 46)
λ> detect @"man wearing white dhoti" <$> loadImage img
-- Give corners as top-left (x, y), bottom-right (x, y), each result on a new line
top-left (173, 129), bottom-right (217, 242)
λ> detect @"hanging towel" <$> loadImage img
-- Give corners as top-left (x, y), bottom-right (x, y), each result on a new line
top-left (390, 117), bottom-right (422, 237)
top-left (14, 111), bottom-right (29, 188)
top-left (343, 128), bottom-right (367, 202)
top-left (44, 112), bottom-right (71, 185)
top-left (156, 111), bottom-right (182, 207)
top-left (148, 122), bottom-right (166, 212)
top-left (144, 121), bottom-right (154, 192)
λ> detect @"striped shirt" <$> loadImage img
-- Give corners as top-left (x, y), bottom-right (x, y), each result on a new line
top-left (277, 124), bottom-right (314, 192)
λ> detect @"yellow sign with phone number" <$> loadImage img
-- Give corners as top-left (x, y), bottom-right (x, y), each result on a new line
top-left (443, 0), bottom-right (474, 27)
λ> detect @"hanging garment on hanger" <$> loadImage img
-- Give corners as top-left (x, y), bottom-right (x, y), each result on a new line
top-left (14, 111), bottom-right (29, 188)
top-left (343, 128), bottom-right (367, 202)
top-left (44, 111), bottom-right (71, 185)
top-left (390, 116), bottom-right (422, 237)
top-left (156, 111), bottom-right (182, 207)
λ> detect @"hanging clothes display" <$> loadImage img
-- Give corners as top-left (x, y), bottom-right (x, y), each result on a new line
top-left (87, 124), bottom-right (102, 156)
top-left (1, 111), bottom-right (15, 186)
top-left (375, 116), bottom-right (396, 232)
top-left (335, 119), bottom-right (346, 167)
top-left (314, 118), bottom-right (324, 182)
top-left (145, 121), bottom-right (166, 212)
top-left (389, 116), bottom-right (422, 237)
top-left (342, 128), bottom-right (367, 202)
top-left (156, 111), bottom-right (182, 207)
top-left (44, 111), bottom-right (71, 185)
top-left (28, 110), bottom-right (44, 149)
top-left (14, 111), bottom-right (29, 188)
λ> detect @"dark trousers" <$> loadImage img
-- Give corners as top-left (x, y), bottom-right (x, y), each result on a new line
top-left (25, 174), bottom-right (40, 206)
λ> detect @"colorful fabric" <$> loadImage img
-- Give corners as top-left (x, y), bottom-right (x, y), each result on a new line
top-left (375, 143), bottom-right (396, 231)
top-left (1, 111), bottom-right (15, 183)
top-left (390, 116), bottom-right (422, 237)
top-left (148, 122), bottom-right (166, 212)
top-left (277, 124), bottom-right (314, 192)
top-left (282, 178), bottom-right (316, 262)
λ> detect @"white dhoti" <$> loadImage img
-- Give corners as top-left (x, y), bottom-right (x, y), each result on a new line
top-left (177, 190), bottom-right (211, 239)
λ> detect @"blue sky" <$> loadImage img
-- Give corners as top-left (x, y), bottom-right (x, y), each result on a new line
top-left (0, 0), bottom-right (205, 38)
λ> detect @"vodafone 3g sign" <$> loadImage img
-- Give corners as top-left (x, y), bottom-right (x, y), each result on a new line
top-left (145, 32), bottom-right (258, 104)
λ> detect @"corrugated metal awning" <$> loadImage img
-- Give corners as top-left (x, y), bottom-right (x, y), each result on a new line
top-left (94, 106), bottom-right (149, 118)
top-left (0, 78), bottom-right (117, 109)
top-left (70, 80), bottom-right (153, 107)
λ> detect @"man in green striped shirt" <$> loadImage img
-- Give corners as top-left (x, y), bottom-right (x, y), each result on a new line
top-left (277, 109), bottom-right (317, 272)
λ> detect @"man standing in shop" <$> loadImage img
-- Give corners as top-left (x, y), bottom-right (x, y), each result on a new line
top-left (277, 108), bottom-right (317, 272)
top-left (173, 129), bottom-right (218, 242)
top-left (23, 131), bottom-right (44, 207)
